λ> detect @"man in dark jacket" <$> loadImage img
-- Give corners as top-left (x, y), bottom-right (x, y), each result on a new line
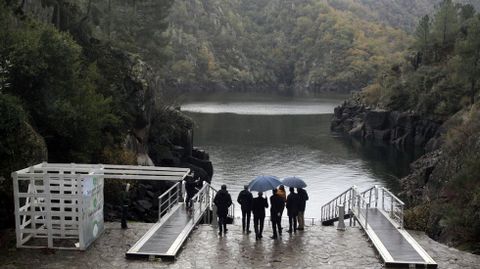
top-left (297, 187), bottom-right (309, 230)
top-left (251, 191), bottom-right (268, 240)
top-left (270, 189), bottom-right (285, 239)
top-left (214, 184), bottom-right (232, 236)
top-left (237, 185), bottom-right (253, 233)
top-left (286, 187), bottom-right (299, 233)
top-left (185, 175), bottom-right (199, 209)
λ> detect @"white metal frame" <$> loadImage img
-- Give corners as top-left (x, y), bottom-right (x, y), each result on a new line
top-left (321, 185), bottom-right (437, 267)
top-left (12, 162), bottom-right (190, 250)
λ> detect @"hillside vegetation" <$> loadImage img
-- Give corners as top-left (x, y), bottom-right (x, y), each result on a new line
top-left (0, 0), bottom-right (191, 228)
top-left (361, 0), bottom-right (480, 120)
top-left (347, 0), bottom-right (480, 251)
top-left (163, 0), bottom-right (412, 94)
top-left (161, 0), bottom-right (478, 94)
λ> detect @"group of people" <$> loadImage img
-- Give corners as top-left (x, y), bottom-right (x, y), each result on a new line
top-left (214, 184), bottom-right (309, 240)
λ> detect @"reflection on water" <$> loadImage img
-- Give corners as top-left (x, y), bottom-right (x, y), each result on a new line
top-left (182, 94), bottom-right (416, 219)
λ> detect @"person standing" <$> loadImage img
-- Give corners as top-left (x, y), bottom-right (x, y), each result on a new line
top-left (277, 185), bottom-right (287, 202)
top-left (214, 184), bottom-right (232, 236)
top-left (185, 174), bottom-right (199, 209)
top-left (297, 187), bottom-right (309, 230)
top-left (252, 192), bottom-right (268, 240)
top-left (237, 185), bottom-right (253, 233)
top-left (270, 189), bottom-right (285, 239)
top-left (286, 187), bottom-right (299, 233)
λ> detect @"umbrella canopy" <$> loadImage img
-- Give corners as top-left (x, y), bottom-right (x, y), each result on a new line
top-left (282, 176), bottom-right (307, 188)
top-left (248, 175), bottom-right (282, 192)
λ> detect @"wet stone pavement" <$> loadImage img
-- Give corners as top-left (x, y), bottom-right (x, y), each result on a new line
top-left (1, 221), bottom-right (479, 268)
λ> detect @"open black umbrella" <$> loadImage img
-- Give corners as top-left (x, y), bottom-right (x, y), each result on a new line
top-left (248, 175), bottom-right (282, 192)
top-left (282, 176), bottom-right (307, 188)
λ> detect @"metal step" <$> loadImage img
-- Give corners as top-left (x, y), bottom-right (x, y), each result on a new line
top-left (126, 203), bottom-right (204, 259)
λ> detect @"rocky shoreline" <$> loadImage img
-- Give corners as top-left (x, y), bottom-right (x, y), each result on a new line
top-left (330, 99), bottom-right (443, 151)
top-left (331, 97), bottom-right (480, 252)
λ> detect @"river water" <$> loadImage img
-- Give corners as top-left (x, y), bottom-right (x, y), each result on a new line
top-left (181, 93), bottom-right (418, 220)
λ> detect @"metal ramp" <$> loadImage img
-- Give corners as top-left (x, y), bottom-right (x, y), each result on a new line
top-left (126, 182), bottom-right (233, 259)
top-left (321, 186), bottom-right (437, 268)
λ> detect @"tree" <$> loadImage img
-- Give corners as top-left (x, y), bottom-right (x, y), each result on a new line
top-left (432, 0), bottom-right (459, 49)
top-left (415, 15), bottom-right (432, 61)
top-left (3, 19), bottom-right (117, 162)
top-left (455, 17), bottom-right (480, 104)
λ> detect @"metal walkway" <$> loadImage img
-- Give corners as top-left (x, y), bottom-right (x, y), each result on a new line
top-left (321, 186), bottom-right (437, 268)
top-left (126, 182), bottom-right (233, 259)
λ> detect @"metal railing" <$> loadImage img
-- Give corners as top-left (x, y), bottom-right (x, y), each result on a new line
top-left (358, 185), bottom-right (404, 228)
top-left (321, 185), bottom-right (405, 230)
top-left (266, 216), bottom-right (317, 226)
top-left (321, 186), bottom-right (356, 223)
top-left (352, 189), bottom-right (370, 229)
top-left (158, 181), bottom-right (182, 220)
top-left (190, 183), bottom-right (235, 224)
top-left (190, 183), bottom-right (209, 222)
top-left (380, 187), bottom-right (404, 228)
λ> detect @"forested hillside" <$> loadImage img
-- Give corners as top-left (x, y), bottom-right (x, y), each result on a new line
top-left (332, 0), bottom-right (480, 251)
top-left (161, 0), bottom-right (478, 94)
top-left (163, 0), bottom-right (410, 94)
top-left (361, 0), bottom-right (480, 119)
top-left (329, 0), bottom-right (480, 32)
top-left (0, 0), bottom-right (194, 227)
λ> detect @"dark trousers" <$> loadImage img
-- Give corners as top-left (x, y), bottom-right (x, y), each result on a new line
top-left (218, 215), bottom-right (227, 233)
top-left (271, 217), bottom-right (282, 237)
top-left (253, 215), bottom-right (265, 237)
top-left (186, 192), bottom-right (194, 208)
top-left (289, 214), bottom-right (298, 232)
top-left (241, 209), bottom-right (251, 232)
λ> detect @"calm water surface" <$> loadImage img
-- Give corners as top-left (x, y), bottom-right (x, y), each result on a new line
top-left (181, 94), bottom-right (417, 220)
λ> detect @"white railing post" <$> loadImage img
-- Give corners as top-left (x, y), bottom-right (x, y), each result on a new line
top-left (382, 188), bottom-right (385, 211)
top-left (365, 203), bottom-right (369, 230)
top-left (390, 196), bottom-right (394, 219)
top-left (356, 195), bottom-right (360, 217)
top-left (374, 185), bottom-right (379, 208)
top-left (168, 189), bottom-right (171, 213)
top-left (400, 205), bottom-right (404, 229)
top-left (337, 204), bottom-right (346, 231)
top-left (158, 196), bottom-right (162, 220)
top-left (177, 182), bottom-right (181, 203)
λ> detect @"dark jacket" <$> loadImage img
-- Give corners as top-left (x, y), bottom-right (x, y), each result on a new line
top-left (252, 196), bottom-right (268, 218)
top-left (270, 195), bottom-right (285, 220)
top-left (297, 188), bottom-right (309, 212)
top-left (185, 178), bottom-right (198, 196)
top-left (286, 192), bottom-right (300, 216)
top-left (214, 189), bottom-right (232, 217)
top-left (237, 190), bottom-right (253, 211)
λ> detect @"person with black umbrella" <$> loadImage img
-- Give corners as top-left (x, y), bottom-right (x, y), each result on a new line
top-left (252, 191), bottom-right (268, 240)
top-left (270, 188), bottom-right (285, 239)
top-left (297, 187), bottom-right (309, 230)
top-left (286, 187), bottom-right (299, 233)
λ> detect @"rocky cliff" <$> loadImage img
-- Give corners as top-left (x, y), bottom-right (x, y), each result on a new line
top-left (331, 97), bottom-right (442, 151)
top-left (401, 106), bottom-right (480, 252)
top-left (332, 96), bottom-right (480, 252)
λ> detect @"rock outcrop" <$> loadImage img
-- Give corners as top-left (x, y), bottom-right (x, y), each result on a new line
top-left (334, 99), bottom-right (480, 251)
top-left (331, 99), bottom-right (442, 150)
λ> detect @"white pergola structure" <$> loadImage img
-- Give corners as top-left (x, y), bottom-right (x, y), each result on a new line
top-left (11, 162), bottom-right (190, 250)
